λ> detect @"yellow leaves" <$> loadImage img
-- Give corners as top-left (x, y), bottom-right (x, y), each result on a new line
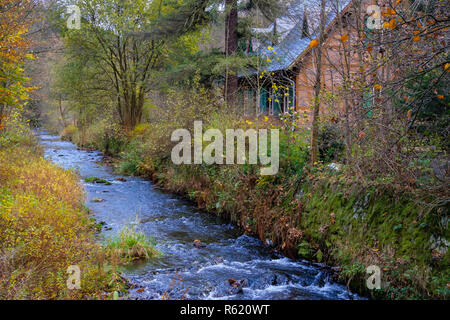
top-left (389, 19), bottom-right (397, 30)
top-left (340, 34), bottom-right (349, 43)
top-left (383, 19), bottom-right (397, 30)
top-left (444, 63), bottom-right (450, 71)
top-left (374, 84), bottom-right (382, 91)
top-left (0, 1), bottom-right (35, 110)
top-left (0, 143), bottom-right (115, 299)
top-left (266, 57), bottom-right (272, 63)
top-left (309, 39), bottom-right (319, 49)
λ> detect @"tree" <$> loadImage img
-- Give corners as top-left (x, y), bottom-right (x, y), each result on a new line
top-left (310, 0), bottom-right (327, 165)
top-left (0, 0), bottom-right (36, 128)
top-left (224, 0), bottom-right (238, 106)
top-left (58, 0), bottom-right (209, 131)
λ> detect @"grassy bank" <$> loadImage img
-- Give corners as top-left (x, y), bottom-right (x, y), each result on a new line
top-left (58, 88), bottom-right (449, 300)
top-left (0, 122), bottom-right (138, 299)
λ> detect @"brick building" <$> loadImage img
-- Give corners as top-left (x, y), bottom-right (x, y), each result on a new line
top-left (240, 0), bottom-right (374, 120)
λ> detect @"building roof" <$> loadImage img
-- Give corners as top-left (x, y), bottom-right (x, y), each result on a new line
top-left (257, 0), bottom-right (352, 73)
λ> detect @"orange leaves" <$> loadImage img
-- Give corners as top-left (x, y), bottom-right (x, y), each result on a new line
top-left (382, 8), bottom-right (397, 17)
top-left (444, 63), bottom-right (450, 71)
top-left (407, 110), bottom-right (413, 120)
top-left (309, 39), bottom-right (319, 49)
top-left (340, 34), bottom-right (349, 43)
top-left (383, 18), bottom-right (398, 30)
top-left (374, 84), bottom-right (383, 91)
top-left (388, 19), bottom-right (397, 30)
top-left (412, 30), bottom-right (422, 42)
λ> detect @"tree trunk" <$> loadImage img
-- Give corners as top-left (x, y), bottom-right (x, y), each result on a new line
top-left (120, 81), bottom-right (144, 131)
top-left (225, 0), bottom-right (238, 106)
top-left (0, 104), bottom-right (5, 129)
top-left (59, 94), bottom-right (67, 129)
top-left (310, 0), bottom-right (326, 166)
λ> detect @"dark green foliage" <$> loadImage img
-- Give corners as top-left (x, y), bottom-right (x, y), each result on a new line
top-left (398, 69), bottom-right (449, 150)
top-left (318, 123), bottom-right (345, 163)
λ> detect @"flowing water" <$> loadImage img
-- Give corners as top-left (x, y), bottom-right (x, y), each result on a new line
top-left (38, 130), bottom-right (361, 300)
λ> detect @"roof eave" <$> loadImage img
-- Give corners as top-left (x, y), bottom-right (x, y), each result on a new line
top-left (286, 0), bottom-right (354, 71)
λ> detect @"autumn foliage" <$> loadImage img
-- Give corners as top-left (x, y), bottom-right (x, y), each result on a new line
top-left (0, 0), bottom-right (36, 124)
top-left (0, 139), bottom-right (126, 299)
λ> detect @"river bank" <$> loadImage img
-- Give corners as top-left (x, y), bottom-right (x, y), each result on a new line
top-left (109, 141), bottom-right (448, 300)
top-left (0, 128), bottom-right (128, 299)
top-left (134, 156), bottom-right (449, 300)
top-left (58, 116), bottom-right (448, 300)
top-left (41, 130), bottom-right (363, 300)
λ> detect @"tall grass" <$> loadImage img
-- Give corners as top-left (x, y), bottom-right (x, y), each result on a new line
top-left (0, 126), bottom-right (125, 299)
top-left (106, 225), bottom-right (159, 264)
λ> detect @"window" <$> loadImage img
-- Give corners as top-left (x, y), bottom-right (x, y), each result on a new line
top-left (342, 12), bottom-right (352, 29)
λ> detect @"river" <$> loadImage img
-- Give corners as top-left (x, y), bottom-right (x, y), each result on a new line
top-left (38, 130), bottom-right (361, 300)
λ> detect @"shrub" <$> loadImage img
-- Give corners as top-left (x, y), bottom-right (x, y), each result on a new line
top-left (60, 125), bottom-right (78, 141)
top-left (130, 123), bottom-right (150, 138)
top-left (0, 116), bottom-right (36, 149)
top-left (72, 120), bottom-right (127, 156)
top-left (318, 123), bottom-right (345, 163)
top-left (0, 137), bottom-right (125, 299)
